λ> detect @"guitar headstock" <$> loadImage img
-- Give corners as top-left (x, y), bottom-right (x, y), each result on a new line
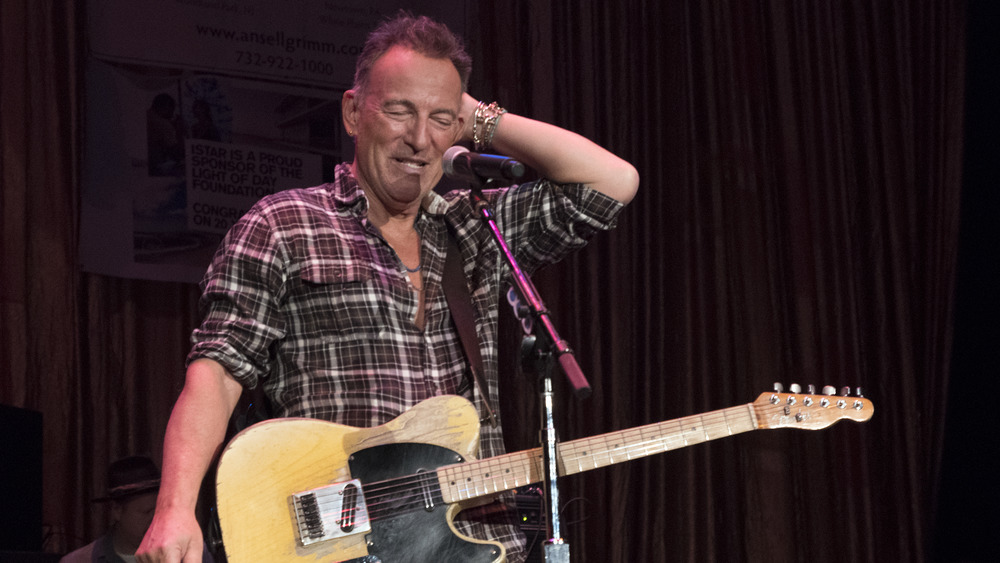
top-left (752, 384), bottom-right (873, 430)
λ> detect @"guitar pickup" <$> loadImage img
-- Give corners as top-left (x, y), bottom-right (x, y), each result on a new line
top-left (291, 479), bottom-right (371, 546)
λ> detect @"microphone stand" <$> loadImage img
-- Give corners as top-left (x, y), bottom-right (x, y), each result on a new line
top-left (465, 177), bottom-right (590, 563)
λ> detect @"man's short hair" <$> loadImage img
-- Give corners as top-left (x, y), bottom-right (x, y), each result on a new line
top-left (353, 11), bottom-right (472, 98)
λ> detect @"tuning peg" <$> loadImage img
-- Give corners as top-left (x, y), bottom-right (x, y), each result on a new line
top-left (855, 387), bottom-right (865, 398)
top-left (840, 386), bottom-right (851, 396)
top-left (822, 385), bottom-right (837, 396)
top-left (773, 382), bottom-right (784, 393)
top-left (789, 383), bottom-right (802, 394)
top-left (807, 384), bottom-right (817, 395)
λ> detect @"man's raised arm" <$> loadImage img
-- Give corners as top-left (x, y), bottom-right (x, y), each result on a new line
top-left (459, 93), bottom-right (639, 204)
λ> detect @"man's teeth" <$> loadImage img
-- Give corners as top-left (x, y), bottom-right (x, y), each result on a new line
top-left (398, 159), bottom-right (424, 169)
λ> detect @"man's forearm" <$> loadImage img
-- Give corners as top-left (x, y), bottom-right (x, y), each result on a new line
top-left (460, 93), bottom-right (639, 204)
top-left (155, 358), bottom-right (243, 512)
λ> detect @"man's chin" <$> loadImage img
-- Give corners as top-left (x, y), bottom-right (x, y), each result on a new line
top-left (398, 168), bottom-right (443, 196)
top-left (382, 178), bottom-right (427, 206)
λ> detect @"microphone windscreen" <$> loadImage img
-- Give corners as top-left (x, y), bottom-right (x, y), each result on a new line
top-left (442, 145), bottom-right (470, 177)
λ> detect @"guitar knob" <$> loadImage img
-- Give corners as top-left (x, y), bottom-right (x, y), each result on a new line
top-left (840, 386), bottom-right (851, 396)
top-left (822, 385), bottom-right (837, 396)
top-left (773, 382), bottom-right (784, 393)
top-left (789, 383), bottom-right (802, 394)
top-left (807, 384), bottom-right (817, 395)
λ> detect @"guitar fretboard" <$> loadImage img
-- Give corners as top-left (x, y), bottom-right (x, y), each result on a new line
top-left (438, 403), bottom-right (758, 503)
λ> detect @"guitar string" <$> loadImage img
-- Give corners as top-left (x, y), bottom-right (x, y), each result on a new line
top-left (353, 447), bottom-right (542, 511)
top-left (313, 473), bottom-right (441, 521)
top-left (313, 456), bottom-right (538, 521)
top-left (314, 407), bottom-right (761, 524)
top-left (311, 399), bottom-right (860, 524)
top-left (384, 397), bottom-right (847, 496)
top-left (311, 400), bottom-right (866, 527)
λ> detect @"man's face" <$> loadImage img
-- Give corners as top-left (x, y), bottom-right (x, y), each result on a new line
top-left (112, 492), bottom-right (157, 549)
top-left (344, 46), bottom-right (464, 215)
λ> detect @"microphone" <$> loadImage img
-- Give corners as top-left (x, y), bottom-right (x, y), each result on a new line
top-left (442, 145), bottom-right (526, 182)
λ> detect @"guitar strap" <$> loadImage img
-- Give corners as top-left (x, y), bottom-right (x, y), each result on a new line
top-left (443, 226), bottom-right (498, 428)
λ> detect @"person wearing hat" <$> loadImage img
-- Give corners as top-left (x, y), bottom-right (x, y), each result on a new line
top-left (61, 456), bottom-right (214, 563)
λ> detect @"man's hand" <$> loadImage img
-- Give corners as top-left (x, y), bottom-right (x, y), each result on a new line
top-left (459, 92), bottom-right (480, 143)
top-left (136, 506), bottom-right (205, 563)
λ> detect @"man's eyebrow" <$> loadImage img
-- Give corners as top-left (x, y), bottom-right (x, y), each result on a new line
top-left (382, 98), bottom-right (416, 110)
top-left (382, 98), bottom-right (458, 117)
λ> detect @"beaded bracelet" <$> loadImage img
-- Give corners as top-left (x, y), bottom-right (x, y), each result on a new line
top-left (473, 100), bottom-right (507, 151)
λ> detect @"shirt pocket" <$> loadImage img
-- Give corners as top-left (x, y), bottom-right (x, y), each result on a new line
top-left (296, 262), bottom-right (387, 339)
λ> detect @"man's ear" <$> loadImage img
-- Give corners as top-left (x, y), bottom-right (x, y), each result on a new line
top-left (342, 89), bottom-right (360, 135)
top-left (452, 115), bottom-right (466, 145)
top-left (110, 501), bottom-right (124, 523)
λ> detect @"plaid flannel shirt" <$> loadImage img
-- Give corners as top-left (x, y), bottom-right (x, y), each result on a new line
top-left (189, 163), bottom-right (623, 561)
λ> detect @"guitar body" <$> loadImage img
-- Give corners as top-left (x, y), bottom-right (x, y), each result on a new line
top-left (215, 395), bottom-right (504, 563)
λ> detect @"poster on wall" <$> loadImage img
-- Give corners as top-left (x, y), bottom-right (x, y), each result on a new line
top-left (80, 0), bottom-right (466, 283)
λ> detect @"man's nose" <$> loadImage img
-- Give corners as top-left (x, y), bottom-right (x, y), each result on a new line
top-left (404, 117), bottom-right (431, 150)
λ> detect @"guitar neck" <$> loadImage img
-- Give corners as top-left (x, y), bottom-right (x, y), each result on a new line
top-left (438, 402), bottom-right (758, 504)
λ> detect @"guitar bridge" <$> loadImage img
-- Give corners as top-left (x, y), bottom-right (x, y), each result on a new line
top-left (291, 479), bottom-right (371, 546)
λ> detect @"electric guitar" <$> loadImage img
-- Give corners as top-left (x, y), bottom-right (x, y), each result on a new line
top-left (215, 388), bottom-right (873, 562)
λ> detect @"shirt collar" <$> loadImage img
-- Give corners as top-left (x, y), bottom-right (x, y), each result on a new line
top-left (421, 188), bottom-right (449, 217)
top-left (331, 163), bottom-right (367, 211)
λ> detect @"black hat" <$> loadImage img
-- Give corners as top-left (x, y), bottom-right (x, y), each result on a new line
top-left (93, 456), bottom-right (161, 502)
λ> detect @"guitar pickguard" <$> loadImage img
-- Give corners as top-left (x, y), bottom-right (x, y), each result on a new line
top-left (349, 442), bottom-right (501, 563)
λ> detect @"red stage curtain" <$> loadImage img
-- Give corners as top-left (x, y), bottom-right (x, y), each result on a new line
top-left (1, 1), bottom-right (965, 560)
